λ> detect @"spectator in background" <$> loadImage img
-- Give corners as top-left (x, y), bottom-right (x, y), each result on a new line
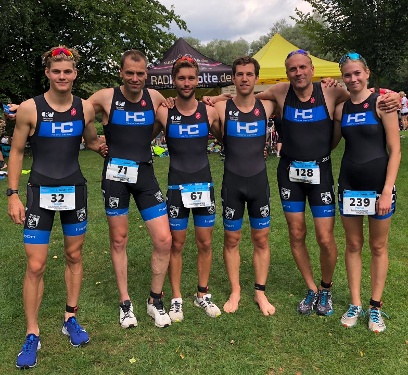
top-left (0, 118), bottom-right (7, 169)
top-left (272, 115), bottom-right (282, 157)
top-left (399, 91), bottom-right (408, 130)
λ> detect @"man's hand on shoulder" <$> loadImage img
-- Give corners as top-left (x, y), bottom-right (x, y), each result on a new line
top-left (161, 97), bottom-right (176, 109)
top-left (202, 93), bottom-right (232, 107)
top-left (379, 91), bottom-right (400, 113)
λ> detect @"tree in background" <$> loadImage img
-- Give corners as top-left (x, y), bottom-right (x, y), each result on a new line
top-left (0, 0), bottom-right (187, 102)
top-left (181, 37), bottom-right (249, 66)
top-left (294, 0), bottom-right (408, 88)
top-left (201, 39), bottom-right (250, 65)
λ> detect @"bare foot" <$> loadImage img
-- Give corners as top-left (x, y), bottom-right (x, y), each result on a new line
top-left (254, 293), bottom-right (276, 316)
top-left (223, 292), bottom-right (240, 313)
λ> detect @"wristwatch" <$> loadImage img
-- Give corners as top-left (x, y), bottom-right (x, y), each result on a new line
top-left (6, 188), bottom-right (18, 196)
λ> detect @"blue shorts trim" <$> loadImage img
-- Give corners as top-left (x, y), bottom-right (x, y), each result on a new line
top-left (169, 217), bottom-right (189, 231)
top-left (281, 200), bottom-right (306, 213)
top-left (310, 204), bottom-right (336, 218)
top-left (339, 202), bottom-right (395, 220)
top-left (24, 229), bottom-right (51, 245)
top-left (140, 202), bottom-right (167, 221)
top-left (62, 220), bottom-right (88, 236)
top-left (249, 216), bottom-right (270, 229)
top-left (106, 207), bottom-right (129, 216)
top-left (193, 214), bottom-right (215, 228)
top-left (223, 218), bottom-right (243, 231)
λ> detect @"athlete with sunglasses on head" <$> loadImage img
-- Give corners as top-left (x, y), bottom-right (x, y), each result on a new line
top-left (7, 46), bottom-right (106, 369)
top-left (333, 52), bottom-right (400, 332)
top-left (153, 55), bottom-right (222, 322)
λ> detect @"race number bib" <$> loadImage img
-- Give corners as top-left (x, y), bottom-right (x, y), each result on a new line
top-left (40, 186), bottom-right (75, 211)
top-left (106, 158), bottom-right (139, 184)
top-left (289, 161), bottom-right (320, 184)
top-left (343, 190), bottom-right (376, 215)
top-left (180, 183), bottom-right (211, 208)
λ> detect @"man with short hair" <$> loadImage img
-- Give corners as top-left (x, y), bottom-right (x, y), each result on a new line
top-left (7, 45), bottom-right (105, 369)
top-left (214, 56), bottom-right (276, 316)
top-left (154, 55), bottom-right (222, 322)
top-left (88, 50), bottom-right (172, 328)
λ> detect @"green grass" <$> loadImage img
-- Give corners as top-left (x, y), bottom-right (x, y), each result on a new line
top-left (1, 137), bottom-right (407, 374)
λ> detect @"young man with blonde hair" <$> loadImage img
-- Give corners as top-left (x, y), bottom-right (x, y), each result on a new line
top-left (8, 45), bottom-right (105, 369)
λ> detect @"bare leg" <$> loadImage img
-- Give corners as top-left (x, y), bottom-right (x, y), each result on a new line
top-left (145, 215), bottom-right (172, 302)
top-left (223, 229), bottom-right (241, 313)
top-left (314, 216), bottom-right (338, 289)
top-left (23, 244), bottom-right (48, 336)
top-left (284, 212), bottom-right (317, 292)
top-left (169, 229), bottom-right (187, 299)
top-left (252, 227), bottom-right (275, 316)
top-left (107, 215), bottom-right (130, 303)
top-left (341, 216), bottom-right (364, 306)
top-left (368, 217), bottom-right (391, 303)
top-left (195, 226), bottom-right (213, 297)
top-left (64, 234), bottom-right (85, 321)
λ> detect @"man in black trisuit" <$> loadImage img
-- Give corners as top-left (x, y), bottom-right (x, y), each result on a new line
top-left (7, 46), bottom-right (105, 369)
top-left (154, 55), bottom-right (222, 322)
top-left (214, 56), bottom-right (276, 316)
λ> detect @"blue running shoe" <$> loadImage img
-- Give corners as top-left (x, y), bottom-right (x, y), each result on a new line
top-left (297, 289), bottom-right (318, 315)
top-left (316, 289), bottom-right (334, 316)
top-left (16, 333), bottom-right (41, 369)
top-left (62, 316), bottom-right (90, 347)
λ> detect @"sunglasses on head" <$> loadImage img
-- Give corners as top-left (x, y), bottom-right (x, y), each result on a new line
top-left (338, 52), bottom-right (367, 67)
top-left (51, 47), bottom-right (74, 58)
top-left (173, 54), bottom-right (197, 67)
top-left (286, 49), bottom-right (310, 60)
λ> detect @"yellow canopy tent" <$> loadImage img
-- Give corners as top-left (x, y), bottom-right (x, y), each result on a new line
top-left (253, 33), bottom-right (341, 84)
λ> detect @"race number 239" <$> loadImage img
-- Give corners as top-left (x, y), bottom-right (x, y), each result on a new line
top-left (343, 190), bottom-right (376, 215)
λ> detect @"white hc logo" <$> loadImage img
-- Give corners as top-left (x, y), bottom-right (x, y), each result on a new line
top-left (294, 109), bottom-right (313, 120)
top-left (236, 121), bottom-right (257, 133)
top-left (125, 112), bottom-right (145, 122)
top-left (52, 122), bottom-right (73, 133)
top-left (346, 113), bottom-right (366, 123)
top-left (179, 124), bottom-right (199, 135)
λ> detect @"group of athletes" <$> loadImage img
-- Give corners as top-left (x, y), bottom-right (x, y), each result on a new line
top-left (5, 45), bottom-right (400, 369)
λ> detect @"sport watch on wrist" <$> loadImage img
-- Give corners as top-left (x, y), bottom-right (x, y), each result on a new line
top-left (6, 188), bottom-right (19, 196)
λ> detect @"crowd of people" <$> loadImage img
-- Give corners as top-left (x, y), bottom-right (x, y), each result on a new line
top-left (4, 45), bottom-right (400, 369)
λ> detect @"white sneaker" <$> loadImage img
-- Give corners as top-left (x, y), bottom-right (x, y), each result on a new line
top-left (147, 298), bottom-right (171, 328)
top-left (169, 298), bottom-right (184, 322)
top-left (368, 307), bottom-right (388, 333)
top-left (341, 304), bottom-right (363, 328)
top-left (119, 300), bottom-right (137, 328)
top-left (194, 293), bottom-right (221, 318)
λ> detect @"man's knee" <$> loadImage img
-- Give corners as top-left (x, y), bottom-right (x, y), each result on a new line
top-left (224, 231), bottom-right (241, 250)
top-left (153, 232), bottom-right (172, 254)
top-left (110, 229), bottom-right (128, 252)
top-left (65, 247), bottom-right (83, 264)
top-left (26, 259), bottom-right (47, 277)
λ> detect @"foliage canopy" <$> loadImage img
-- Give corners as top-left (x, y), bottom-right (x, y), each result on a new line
top-left (0, 0), bottom-right (187, 102)
top-left (294, 0), bottom-right (408, 87)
